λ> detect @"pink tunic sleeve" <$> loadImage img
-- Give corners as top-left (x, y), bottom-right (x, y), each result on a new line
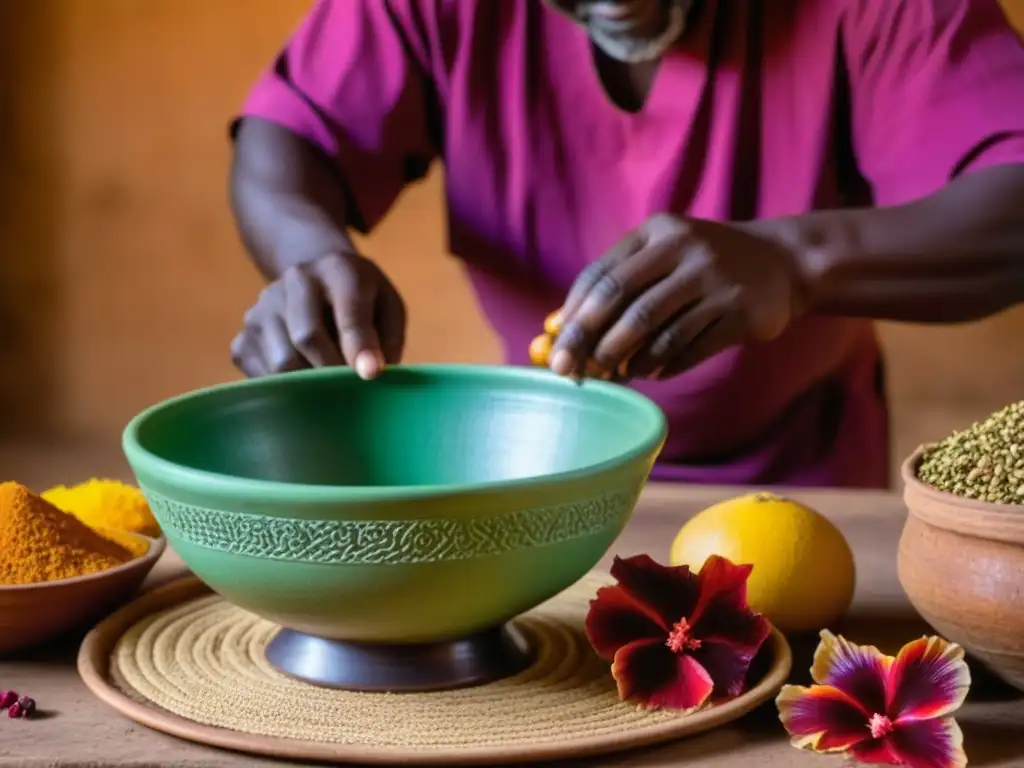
top-left (237, 0), bottom-right (438, 231)
top-left (843, 0), bottom-right (1024, 206)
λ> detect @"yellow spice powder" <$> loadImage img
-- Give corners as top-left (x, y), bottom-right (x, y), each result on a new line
top-left (96, 527), bottom-right (151, 558)
top-left (42, 479), bottom-right (161, 538)
top-left (0, 482), bottom-right (133, 585)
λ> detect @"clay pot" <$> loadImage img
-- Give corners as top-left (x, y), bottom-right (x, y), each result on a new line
top-left (899, 448), bottom-right (1024, 692)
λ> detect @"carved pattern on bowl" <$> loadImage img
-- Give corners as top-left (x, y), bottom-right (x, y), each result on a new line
top-left (141, 487), bottom-right (636, 565)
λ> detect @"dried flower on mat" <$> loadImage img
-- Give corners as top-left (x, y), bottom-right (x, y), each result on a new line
top-left (0, 691), bottom-right (35, 719)
top-left (777, 631), bottom-right (970, 768)
top-left (585, 553), bottom-right (771, 711)
top-left (8, 696), bottom-right (35, 719)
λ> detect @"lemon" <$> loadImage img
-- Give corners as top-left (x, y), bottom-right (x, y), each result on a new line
top-left (669, 491), bottom-right (855, 634)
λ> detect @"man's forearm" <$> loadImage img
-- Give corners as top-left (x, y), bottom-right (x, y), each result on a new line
top-left (230, 118), bottom-right (357, 281)
top-left (758, 164), bottom-right (1024, 324)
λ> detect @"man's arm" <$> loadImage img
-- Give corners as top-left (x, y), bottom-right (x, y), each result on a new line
top-left (546, 0), bottom-right (1024, 378)
top-left (231, 118), bottom-right (358, 282)
top-left (229, 0), bottom-right (437, 280)
top-left (768, 0), bottom-right (1024, 324)
top-left (759, 163), bottom-right (1024, 323)
top-left (226, 0), bottom-right (437, 377)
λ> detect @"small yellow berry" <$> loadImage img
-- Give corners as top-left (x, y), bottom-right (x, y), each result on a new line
top-left (543, 310), bottom-right (563, 337)
top-left (529, 333), bottom-right (554, 366)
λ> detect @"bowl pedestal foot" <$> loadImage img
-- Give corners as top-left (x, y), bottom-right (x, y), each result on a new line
top-left (265, 624), bottom-right (533, 692)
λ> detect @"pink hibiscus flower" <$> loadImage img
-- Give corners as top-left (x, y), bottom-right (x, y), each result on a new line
top-left (585, 553), bottom-right (772, 711)
top-left (777, 630), bottom-right (971, 768)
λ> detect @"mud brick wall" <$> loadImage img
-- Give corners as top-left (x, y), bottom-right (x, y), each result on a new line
top-left (1, 0), bottom-right (1022, 478)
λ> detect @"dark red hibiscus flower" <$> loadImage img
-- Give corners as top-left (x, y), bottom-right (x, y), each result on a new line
top-left (777, 631), bottom-right (971, 768)
top-left (585, 553), bottom-right (772, 711)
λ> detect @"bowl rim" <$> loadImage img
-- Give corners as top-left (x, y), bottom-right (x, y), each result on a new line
top-left (901, 445), bottom-right (1024, 515)
top-left (122, 364), bottom-right (668, 502)
top-left (0, 532), bottom-right (166, 592)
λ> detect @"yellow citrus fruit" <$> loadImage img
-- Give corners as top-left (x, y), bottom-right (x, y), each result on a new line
top-left (669, 491), bottom-right (855, 634)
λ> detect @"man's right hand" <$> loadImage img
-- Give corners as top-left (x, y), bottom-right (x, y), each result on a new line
top-left (230, 252), bottom-right (406, 380)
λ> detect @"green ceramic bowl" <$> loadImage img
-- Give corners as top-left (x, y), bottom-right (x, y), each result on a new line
top-left (122, 365), bottom-right (666, 644)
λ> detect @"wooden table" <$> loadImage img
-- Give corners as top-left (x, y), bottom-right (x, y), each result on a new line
top-left (2, 483), bottom-right (1023, 767)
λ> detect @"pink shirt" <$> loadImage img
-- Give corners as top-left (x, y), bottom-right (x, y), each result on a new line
top-left (238, 0), bottom-right (1024, 488)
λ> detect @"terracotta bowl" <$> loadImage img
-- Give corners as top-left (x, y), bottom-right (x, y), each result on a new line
top-left (0, 534), bottom-right (165, 656)
top-left (899, 448), bottom-right (1024, 692)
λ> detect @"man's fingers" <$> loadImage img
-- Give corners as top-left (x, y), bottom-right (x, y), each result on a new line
top-left (235, 252), bottom-right (400, 381)
top-left (627, 300), bottom-right (723, 378)
top-left (590, 265), bottom-right (703, 373)
top-left (552, 239), bottom-right (675, 376)
top-left (314, 255), bottom-right (384, 379)
top-left (559, 230), bottom-right (645, 320)
top-left (282, 267), bottom-right (344, 368)
top-left (230, 329), bottom-right (268, 378)
top-left (658, 314), bottom-right (741, 378)
top-left (259, 315), bottom-right (309, 373)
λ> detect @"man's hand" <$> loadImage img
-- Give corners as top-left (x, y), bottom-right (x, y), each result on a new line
top-left (230, 252), bottom-right (406, 380)
top-left (550, 214), bottom-right (808, 379)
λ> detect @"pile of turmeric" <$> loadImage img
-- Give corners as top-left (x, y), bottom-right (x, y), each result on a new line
top-left (0, 482), bottom-right (133, 586)
top-left (42, 478), bottom-right (160, 538)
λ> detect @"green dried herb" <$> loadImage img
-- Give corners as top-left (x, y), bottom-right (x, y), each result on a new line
top-left (917, 400), bottom-right (1024, 505)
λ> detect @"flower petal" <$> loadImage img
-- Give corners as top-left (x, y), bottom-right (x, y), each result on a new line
top-left (887, 636), bottom-right (971, 721)
top-left (609, 554), bottom-right (702, 626)
top-left (846, 738), bottom-right (903, 765)
top-left (585, 585), bottom-right (667, 661)
top-left (850, 717), bottom-right (967, 768)
top-left (810, 630), bottom-right (891, 716)
top-left (691, 639), bottom-right (760, 699)
top-left (689, 555), bottom-right (770, 653)
top-left (611, 638), bottom-right (714, 711)
top-left (777, 683), bottom-right (872, 752)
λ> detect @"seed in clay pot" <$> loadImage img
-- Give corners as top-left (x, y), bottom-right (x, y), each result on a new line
top-left (917, 400), bottom-right (1024, 505)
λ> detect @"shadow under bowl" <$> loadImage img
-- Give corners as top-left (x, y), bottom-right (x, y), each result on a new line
top-left (898, 447), bottom-right (1024, 692)
top-left (122, 364), bottom-right (667, 691)
top-left (0, 534), bottom-right (165, 656)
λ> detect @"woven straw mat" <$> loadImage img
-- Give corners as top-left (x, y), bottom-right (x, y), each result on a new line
top-left (109, 573), bottom-right (692, 749)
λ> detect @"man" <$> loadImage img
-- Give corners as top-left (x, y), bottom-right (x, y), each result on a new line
top-left (227, 0), bottom-right (1024, 487)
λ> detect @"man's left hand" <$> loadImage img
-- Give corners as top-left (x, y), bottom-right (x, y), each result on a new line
top-left (550, 213), bottom-right (809, 379)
